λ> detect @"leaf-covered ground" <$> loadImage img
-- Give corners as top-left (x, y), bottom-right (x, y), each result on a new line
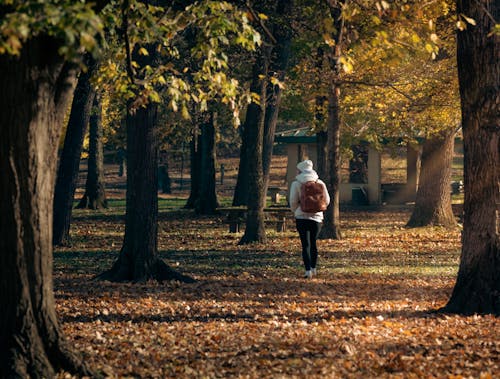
top-left (55, 205), bottom-right (498, 378)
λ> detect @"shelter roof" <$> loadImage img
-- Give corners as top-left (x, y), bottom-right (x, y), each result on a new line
top-left (274, 127), bottom-right (317, 144)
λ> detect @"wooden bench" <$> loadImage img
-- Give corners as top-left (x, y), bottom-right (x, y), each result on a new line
top-left (217, 206), bottom-right (291, 233)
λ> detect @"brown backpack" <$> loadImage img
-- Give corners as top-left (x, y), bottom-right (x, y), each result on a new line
top-left (300, 180), bottom-right (327, 213)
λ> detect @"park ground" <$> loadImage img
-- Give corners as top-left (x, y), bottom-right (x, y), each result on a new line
top-left (54, 155), bottom-right (498, 378)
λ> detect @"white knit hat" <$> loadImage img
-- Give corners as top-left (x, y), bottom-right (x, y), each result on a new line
top-left (297, 159), bottom-right (313, 172)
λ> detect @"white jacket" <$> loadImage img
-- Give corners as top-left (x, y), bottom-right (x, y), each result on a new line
top-left (289, 170), bottom-right (330, 223)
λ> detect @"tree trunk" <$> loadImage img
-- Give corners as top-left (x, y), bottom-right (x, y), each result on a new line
top-left (316, 130), bottom-right (328, 180)
top-left (232, 118), bottom-right (250, 206)
top-left (99, 13), bottom-right (192, 283)
top-left (77, 93), bottom-right (108, 209)
top-left (0, 37), bottom-right (92, 378)
top-left (196, 110), bottom-right (219, 214)
top-left (158, 151), bottom-right (172, 194)
top-left (97, 103), bottom-right (194, 283)
top-left (443, 0), bottom-right (499, 315)
top-left (407, 132), bottom-right (456, 227)
top-left (318, 2), bottom-right (344, 240)
top-left (262, 0), bottom-right (293, 194)
top-left (185, 128), bottom-right (201, 208)
top-left (315, 92), bottom-right (328, 179)
top-left (319, 83), bottom-right (342, 239)
top-left (118, 147), bottom-right (127, 177)
top-left (53, 54), bottom-right (97, 246)
top-left (239, 52), bottom-right (269, 245)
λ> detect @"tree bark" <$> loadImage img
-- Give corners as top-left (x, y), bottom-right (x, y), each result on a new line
top-left (443, 0), bottom-right (499, 315)
top-left (97, 103), bottom-right (194, 283)
top-left (158, 151), bottom-right (172, 194)
top-left (196, 110), bottom-right (219, 214)
top-left (319, 2), bottom-right (344, 240)
top-left (185, 128), bottom-right (201, 208)
top-left (407, 131), bottom-right (456, 227)
top-left (316, 130), bottom-right (328, 179)
top-left (232, 118), bottom-right (251, 206)
top-left (0, 37), bottom-right (92, 378)
top-left (319, 83), bottom-right (342, 239)
top-left (239, 51), bottom-right (269, 245)
top-left (53, 54), bottom-right (97, 245)
top-left (77, 93), bottom-right (108, 209)
top-left (315, 92), bottom-right (328, 179)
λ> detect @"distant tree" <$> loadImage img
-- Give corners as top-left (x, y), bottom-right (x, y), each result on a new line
top-left (237, 0), bottom-right (294, 244)
top-left (232, 120), bottom-right (251, 206)
top-left (319, 1), bottom-right (344, 240)
top-left (77, 94), bottom-right (108, 209)
top-left (158, 151), bottom-right (172, 194)
top-left (196, 110), bottom-right (220, 214)
top-left (444, 0), bottom-right (499, 315)
top-left (53, 54), bottom-right (97, 245)
top-left (407, 130), bottom-right (457, 227)
top-left (262, 0), bottom-right (294, 193)
top-left (185, 108), bottom-right (219, 213)
top-left (239, 49), bottom-right (269, 244)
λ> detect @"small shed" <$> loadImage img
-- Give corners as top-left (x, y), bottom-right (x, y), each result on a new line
top-left (274, 127), bottom-right (421, 205)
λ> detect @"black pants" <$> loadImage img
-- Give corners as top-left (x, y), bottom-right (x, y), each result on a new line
top-left (296, 219), bottom-right (321, 271)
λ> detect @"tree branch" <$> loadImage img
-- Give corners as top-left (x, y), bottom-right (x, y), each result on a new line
top-left (122, 0), bottom-right (136, 84)
top-left (338, 79), bottom-right (416, 102)
top-left (245, 2), bottom-right (277, 45)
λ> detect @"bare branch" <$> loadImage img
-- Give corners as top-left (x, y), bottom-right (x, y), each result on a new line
top-left (245, 1), bottom-right (277, 45)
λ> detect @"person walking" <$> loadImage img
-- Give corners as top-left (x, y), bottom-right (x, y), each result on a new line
top-left (289, 160), bottom-right (330, 278)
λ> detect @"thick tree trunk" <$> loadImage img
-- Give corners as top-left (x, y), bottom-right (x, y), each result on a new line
top-left (407, 132), bottom-right (456, 227)
top-left (185, 129), bottom-right (201, 208)
top-left (196, 110), bottom-right (219, 214)
top-left (97, 103), bottom-right (194, 283)
top-left (444, 0), bottom-right (499, 315)
top-left (53, 54), bottom-right (97, 245)
top-left (239, 52), bottom-right (269, 245)
top-left (77, 94), bottom-right (108, 209)
top-left (0, 37), bottom-right (92, 378)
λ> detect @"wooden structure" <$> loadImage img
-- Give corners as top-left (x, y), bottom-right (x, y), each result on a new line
top-left (274, 128), bottom-right (422, 205)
